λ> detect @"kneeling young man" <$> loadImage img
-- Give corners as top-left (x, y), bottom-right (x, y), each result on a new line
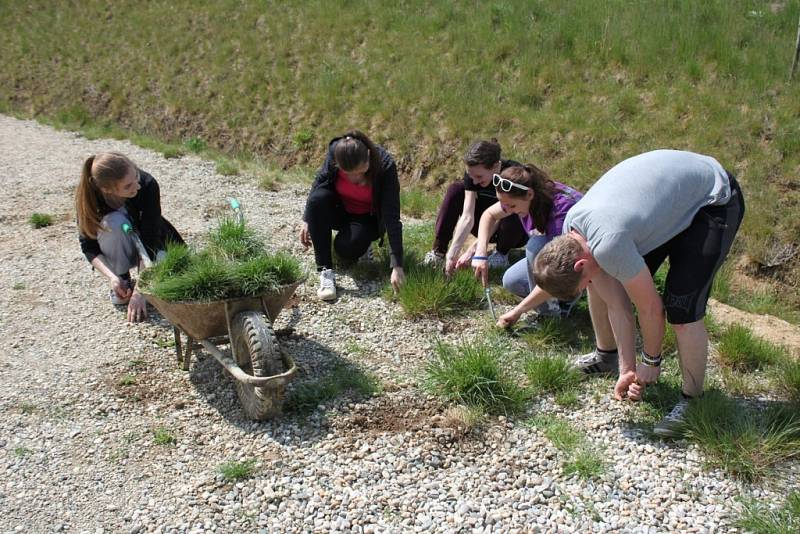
top-left (534, 150), bottom-right (744, 437)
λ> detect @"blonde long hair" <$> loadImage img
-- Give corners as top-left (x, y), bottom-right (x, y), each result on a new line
top-left (75, 152), bottom-right (136, 239)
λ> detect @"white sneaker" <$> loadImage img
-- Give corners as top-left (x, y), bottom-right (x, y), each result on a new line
top-left (487, 251), bottom-right (509, 268)
top-left (535, 298), bottom-right (561, 317)
top-left (654, 399), bottom-right (690, 438)
top-left (317, 269), bottom-right (337, 301)
top-left (423, 250), bottom-right (445, 267)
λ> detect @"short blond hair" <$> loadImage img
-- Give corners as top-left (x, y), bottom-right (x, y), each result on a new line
top-left (532, 235), bottom-right (584, 300)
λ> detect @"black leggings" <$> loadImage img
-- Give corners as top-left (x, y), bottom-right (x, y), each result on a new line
top-left (306, 187), bottom-right (380, 270)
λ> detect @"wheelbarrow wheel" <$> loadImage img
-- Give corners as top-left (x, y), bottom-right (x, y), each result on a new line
top-left (229, 311), bottom-right (286, 420)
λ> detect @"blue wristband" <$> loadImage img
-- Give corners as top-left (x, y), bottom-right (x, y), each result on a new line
top-left (472, 256), bottom-right (488, 261)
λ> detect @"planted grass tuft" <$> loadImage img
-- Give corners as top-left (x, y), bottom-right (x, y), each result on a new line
top-left (716, 324), bottom-right (786, 371)
top-left (285, 363), bottom-right (382, 415)
top-left (218, 459), bottom-right (257, 481)
top-left (152, 427), bottom-right (176, 446)
top-left (775, 358), bottom-right (800, 404)
top-left (395, 265), bottom-right (482, 318)
top-left (527, 415), bottom-right (606, 480)
top-left (29, 212), bottom-right (54, 228)
top-left (736, 490), bottom-right (800, 534)
top-left (425, 339), bottom-right (526, 415)
top-left (683, 392), bottom-right (800, 482)
top-left (524, 353), bottom-right (583, 396)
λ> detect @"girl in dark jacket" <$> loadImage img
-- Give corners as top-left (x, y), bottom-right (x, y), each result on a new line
top-left (76, 152), bottom-right (183, 321)
top-left (300, 130), bottom-right (404, 301)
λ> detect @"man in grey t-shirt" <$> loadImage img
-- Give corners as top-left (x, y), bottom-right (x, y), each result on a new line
top-left (533, 150), bottom-right (745, 438)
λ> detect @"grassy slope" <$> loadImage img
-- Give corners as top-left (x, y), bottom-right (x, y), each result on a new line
top-left (1, 0), bottom-right (799, 309)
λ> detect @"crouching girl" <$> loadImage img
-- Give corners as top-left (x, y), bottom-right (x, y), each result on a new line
top-left (472, 164), bottom-right (582, 327)
top-left (300, 130), bottom-right (404, 301)
top-left (76, 152), bottom-right (183, 322)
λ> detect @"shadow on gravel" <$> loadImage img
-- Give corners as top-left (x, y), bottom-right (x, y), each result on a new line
top-left (183, 329), bottom-right (382, 440)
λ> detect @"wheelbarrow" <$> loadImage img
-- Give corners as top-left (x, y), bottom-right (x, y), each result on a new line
top-left (141, 283), bottom-right (303, 420)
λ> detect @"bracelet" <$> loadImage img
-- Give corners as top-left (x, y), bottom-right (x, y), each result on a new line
top-left (639, 350), bottom-right (663, 367)
top-left (471, 256), bottom-right (488, 261)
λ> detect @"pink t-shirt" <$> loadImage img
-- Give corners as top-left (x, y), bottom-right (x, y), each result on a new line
top-left (335, 170), bottom-right (372, 215)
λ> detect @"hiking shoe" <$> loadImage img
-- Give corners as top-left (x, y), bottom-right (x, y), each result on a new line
top-left (317, 269), bottom-right (337, 301)
top-left (654, 399), bottom-right (690, 438)
top-left (422, 250), bottom-right (445, 267)
top-left (487, 250), bottom-right (509, 268)
top-left (573, 349), bottom-right (619, 376)
top-left (358, 244), bottom-right (375, 264)
top-left (535, 298), bottom-right (562, 317)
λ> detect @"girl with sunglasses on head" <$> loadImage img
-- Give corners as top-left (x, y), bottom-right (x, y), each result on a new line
top-left (76, 152), bottom-right (184, 322)
top-left (423, 139), bottom-right (528, 276)
top-left (472, 164), bottom-right (583, 327)
top-left (300, 130), bottom-right (404, 301)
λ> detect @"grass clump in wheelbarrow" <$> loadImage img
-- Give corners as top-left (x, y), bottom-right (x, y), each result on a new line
top-left (139, 218), bottom-right (302, 301)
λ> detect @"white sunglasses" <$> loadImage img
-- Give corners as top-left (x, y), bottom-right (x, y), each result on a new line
top-left (492, 173), bottom-right (530, 192)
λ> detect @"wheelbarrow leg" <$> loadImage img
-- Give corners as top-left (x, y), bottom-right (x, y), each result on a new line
top-left (184, 336), bottom-right (194, 371)
top-left (173, 327), bottom-right (183, 367)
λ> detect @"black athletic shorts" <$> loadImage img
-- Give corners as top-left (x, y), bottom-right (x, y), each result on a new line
top-left (643, 174), bottom-right (745, 325)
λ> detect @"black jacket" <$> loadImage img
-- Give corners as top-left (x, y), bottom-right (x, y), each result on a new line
top-left (303, 137), bottom-right (404, 268)
top-left (79, 170), bottom-right (183, 263)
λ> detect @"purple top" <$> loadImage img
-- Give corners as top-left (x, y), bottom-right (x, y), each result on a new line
top-left (503, 181), bottom-right (583, 240)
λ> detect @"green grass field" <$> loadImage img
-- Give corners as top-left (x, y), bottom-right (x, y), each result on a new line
top-left (2, 0), bottom-right (799, 310)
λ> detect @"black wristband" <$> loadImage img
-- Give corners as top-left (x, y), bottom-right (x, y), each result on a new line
top-left (640, 350), bottom-right (662, 367)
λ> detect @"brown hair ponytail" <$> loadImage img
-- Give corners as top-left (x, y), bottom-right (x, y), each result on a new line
top-left (334, 130), bottom-right (381, 181)
top-left (75, 152), bottom-right (135, 238)
top-left (499, 164), bottom-right (555, 234)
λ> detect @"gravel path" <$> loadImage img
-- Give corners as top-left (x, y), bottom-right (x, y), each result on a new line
top-left (1, 114), bottom-right (797, 533)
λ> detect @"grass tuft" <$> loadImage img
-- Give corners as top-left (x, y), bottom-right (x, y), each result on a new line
top-left (524, 353), bottom-right (583, 396)
top-left (527, 414), bottom-right (605, 479)
top-left (424, 339), bottom-right (527, 415)
top-left (139, 220), bottom-right (302, 302)
top-left (775, 357), bottom-right (800, 404)
top-left (218, 459), bottom-right (257, 481)
top-left (394, 265), bottom-right (482, 318)
top-left (736, 491), bottom-right (800, 534)
top-left (716, 324), bottom-right (786, 371)
top-left (400, 189), bottom-right (441, 219)
top-left (285, 363), bottom-right (382, 415)
top-left (184, 136), bottom-right (207, 152)
top-left (29, 213), bottom-right (54, 228)
top-left (215, 158), bottom-right (239, 176)
top-left (683, 392), bottom-right (800, 482)
top-left (152, 427), bottom-right (176, 446)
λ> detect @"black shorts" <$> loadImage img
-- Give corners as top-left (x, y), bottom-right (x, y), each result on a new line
top-left (643, 175), bottom-right (745, 324)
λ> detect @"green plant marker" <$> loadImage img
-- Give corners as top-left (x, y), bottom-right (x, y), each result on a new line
top-left (228, 197), bottom-right (244, 225)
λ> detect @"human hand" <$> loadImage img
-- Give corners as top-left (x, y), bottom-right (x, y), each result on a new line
top-left (472, 259), bottom-right (489, 287)
top-left (614, 370), bottom-right (644, 401)
top-left (390, 267), bottom-right (405, 293)
top-left (635, 362), bottom-right (661, 386)
top-left (299, 222), bottom-right (311, 248)
top-left (444, 257), bottom-right (457, 277)
top-left (127, 291), bottom-right (148, 323)
top-left (111, 277), bottom-right (132, 300)
top-left (497, 309), bottom-right (520, 329)
top-left (455, 250), bottom-right (474, 270)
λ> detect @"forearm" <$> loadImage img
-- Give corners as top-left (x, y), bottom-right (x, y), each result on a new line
top-left (446, 215), bottom-right (474, 260)
top-left (475, 211), bottom-right (500, 257)
top-left (90, 256), bottom-right (119, 282)
top-left (607, 306), bottom-right (637, 373)
top-left (513, 286), bottom-right (551, 316)
top-left (638, 305), bottom-right (665, 357)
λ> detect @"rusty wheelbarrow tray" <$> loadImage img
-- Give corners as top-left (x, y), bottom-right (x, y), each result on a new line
top-left (141, 279), bottom-right (304, 420)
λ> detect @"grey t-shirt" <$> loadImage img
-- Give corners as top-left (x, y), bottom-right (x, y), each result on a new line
top-left (563, 150), bottom-right (731, 282)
